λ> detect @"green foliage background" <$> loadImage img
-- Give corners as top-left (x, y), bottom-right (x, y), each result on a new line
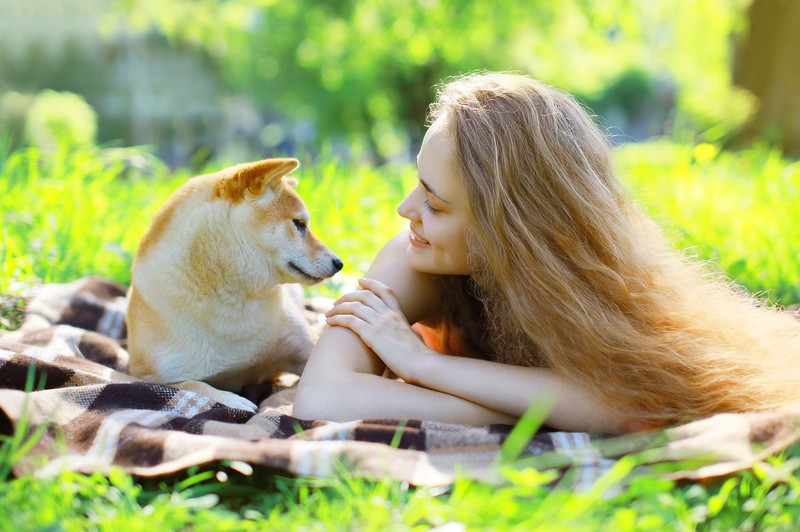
top-left (108, 0), bottom-right (753, 159)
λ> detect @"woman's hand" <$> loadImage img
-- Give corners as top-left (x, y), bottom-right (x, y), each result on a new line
top-left (324, 278), bottom-right (436, 384)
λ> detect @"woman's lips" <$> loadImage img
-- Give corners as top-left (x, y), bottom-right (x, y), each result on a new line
top-left (409, 227), bottom-right (431, 248)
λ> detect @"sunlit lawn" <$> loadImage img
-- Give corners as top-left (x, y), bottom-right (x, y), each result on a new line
top-left (1, 141), bottom-right (800, 528)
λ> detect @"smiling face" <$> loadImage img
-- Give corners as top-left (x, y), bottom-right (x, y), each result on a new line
top-left (397, 117), bottom-right (471, 276)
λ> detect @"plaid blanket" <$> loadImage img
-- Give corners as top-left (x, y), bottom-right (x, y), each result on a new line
top-left (1, 278), bottom-right (799, 490)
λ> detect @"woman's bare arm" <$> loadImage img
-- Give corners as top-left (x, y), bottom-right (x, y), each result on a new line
top-left (293, 233), bottom-right (516, 425)
top-left (320, 274), bottom-right (635, 433)
top-left (404, 354), bottom-right (630, 433)
top-left (295, 234), bottom-right (632, 432)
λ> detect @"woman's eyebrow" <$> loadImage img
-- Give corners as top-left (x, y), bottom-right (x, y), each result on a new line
top-left (420, 178), bottom-right (450, 204)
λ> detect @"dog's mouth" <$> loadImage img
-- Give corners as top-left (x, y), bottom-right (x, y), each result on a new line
top-left (287, 262), bottom-right (324, 283)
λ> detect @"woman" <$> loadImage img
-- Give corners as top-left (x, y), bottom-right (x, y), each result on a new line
top-left (292, 72), bottom-right (800, 433)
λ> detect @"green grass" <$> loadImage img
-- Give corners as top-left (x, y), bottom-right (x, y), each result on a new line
top-left (2, 449), bottom-right (800, 529)
top-left (0, 145), bottom-right (412, 296)
top-left (619, 141), bottom-right (800, 305)
top-left (2, 141), bottom-right (800, 529)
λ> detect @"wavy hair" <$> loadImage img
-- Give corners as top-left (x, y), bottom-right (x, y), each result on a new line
top-left (431, 72), bottom-right (800, 427)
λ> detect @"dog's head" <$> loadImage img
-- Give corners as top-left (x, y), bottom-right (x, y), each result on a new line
top-left (214, 158), bottom-right (343, 285)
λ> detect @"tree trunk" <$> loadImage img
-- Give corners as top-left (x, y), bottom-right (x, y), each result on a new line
top-left (733, 0), bottom-right (800, 154)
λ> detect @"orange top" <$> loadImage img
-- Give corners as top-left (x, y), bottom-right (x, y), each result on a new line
top-left (412, 322), bottom-right (473, 358)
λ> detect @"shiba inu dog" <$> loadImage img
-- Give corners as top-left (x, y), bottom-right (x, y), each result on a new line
top-left (126, 158), bottom-right (342, 410)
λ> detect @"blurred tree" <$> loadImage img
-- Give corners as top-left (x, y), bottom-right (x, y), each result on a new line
top-left (0, 37), bottom-right (110, 114)
top-left (108, 0), bottom-right (661, 159)
top-left (733, 0), bottom-right (800, 154)
top-left (105, 0), bottom-right (760, 158)
top-left (24, 90), bottom-right (98, 151)
top-left (0, 92), bottom-right (35, 147)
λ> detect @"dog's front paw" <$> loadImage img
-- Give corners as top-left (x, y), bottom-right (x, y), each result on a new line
top-left (213, 390), bottom-right (258, 412)
top-left (173, 380), bottom-right (258, 412)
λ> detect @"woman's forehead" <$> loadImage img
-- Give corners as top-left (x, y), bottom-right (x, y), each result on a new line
top-left (418, 124), bottom-right (467, 204)
top-left (419, 126), bottom-right (452, 174)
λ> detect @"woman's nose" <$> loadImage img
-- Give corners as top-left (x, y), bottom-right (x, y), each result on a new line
top-left (397, 188), bottom-right (421, 221)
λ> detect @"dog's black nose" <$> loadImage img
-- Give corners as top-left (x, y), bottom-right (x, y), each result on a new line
top-left (332, 257), bottom-right (344, 272)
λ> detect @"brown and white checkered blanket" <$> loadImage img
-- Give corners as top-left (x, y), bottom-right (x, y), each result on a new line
top-left (1, 277), bottom-right (799, 489)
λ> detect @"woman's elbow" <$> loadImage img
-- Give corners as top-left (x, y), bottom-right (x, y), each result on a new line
top-left (293, 371), bottom-right (370, 422)
top-left (292, 377), bottom-right (332, 420)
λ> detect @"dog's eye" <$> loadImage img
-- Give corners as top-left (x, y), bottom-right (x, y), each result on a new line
top-left (292, 219), bottom-right (307, 233)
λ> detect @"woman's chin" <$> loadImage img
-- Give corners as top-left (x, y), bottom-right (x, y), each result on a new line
top-left (406, 245), bottom-right (434, 272)
top-left (406, 247), bottom-right (469, 276)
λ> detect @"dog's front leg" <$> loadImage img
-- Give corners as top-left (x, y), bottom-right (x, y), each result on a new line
top-left (172, 380), bottom-right (258, 412)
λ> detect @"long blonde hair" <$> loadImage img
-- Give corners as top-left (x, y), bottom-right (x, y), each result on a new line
top-left (432, 72), bottom-right (800, 427)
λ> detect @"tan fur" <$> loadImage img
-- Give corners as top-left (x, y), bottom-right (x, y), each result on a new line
top-left (126, 158), bottom-right (342, 410)
top-left (135, 177), bottom-right (208, 259)
top-left (213, 158), bottom-right (298, 202)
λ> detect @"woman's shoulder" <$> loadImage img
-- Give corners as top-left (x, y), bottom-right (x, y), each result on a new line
top-left (365, 232), bottom-right (442, 324)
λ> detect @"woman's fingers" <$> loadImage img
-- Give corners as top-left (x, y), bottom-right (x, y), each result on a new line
top-left (330, 279), bottom-right (404, 317)
top-left (332, 288), bottom-right (386, 310)
top-left (325, 313), bottom-right (379, 350)
top-left (325, 301), bottom-right (379, 322)
top-left (326, 279), bottom-right (407, 350)
top-left (357, 278), bottom-right (403, 314)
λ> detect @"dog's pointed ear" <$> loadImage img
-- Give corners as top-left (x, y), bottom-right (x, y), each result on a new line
top-left (214, 158), bottom-right (300, 202)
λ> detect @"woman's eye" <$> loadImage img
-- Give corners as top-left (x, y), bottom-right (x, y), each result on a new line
top-left (423, 200), bottom-right (440, 214)
top-left (292, 219), bottom-right (307, 232)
